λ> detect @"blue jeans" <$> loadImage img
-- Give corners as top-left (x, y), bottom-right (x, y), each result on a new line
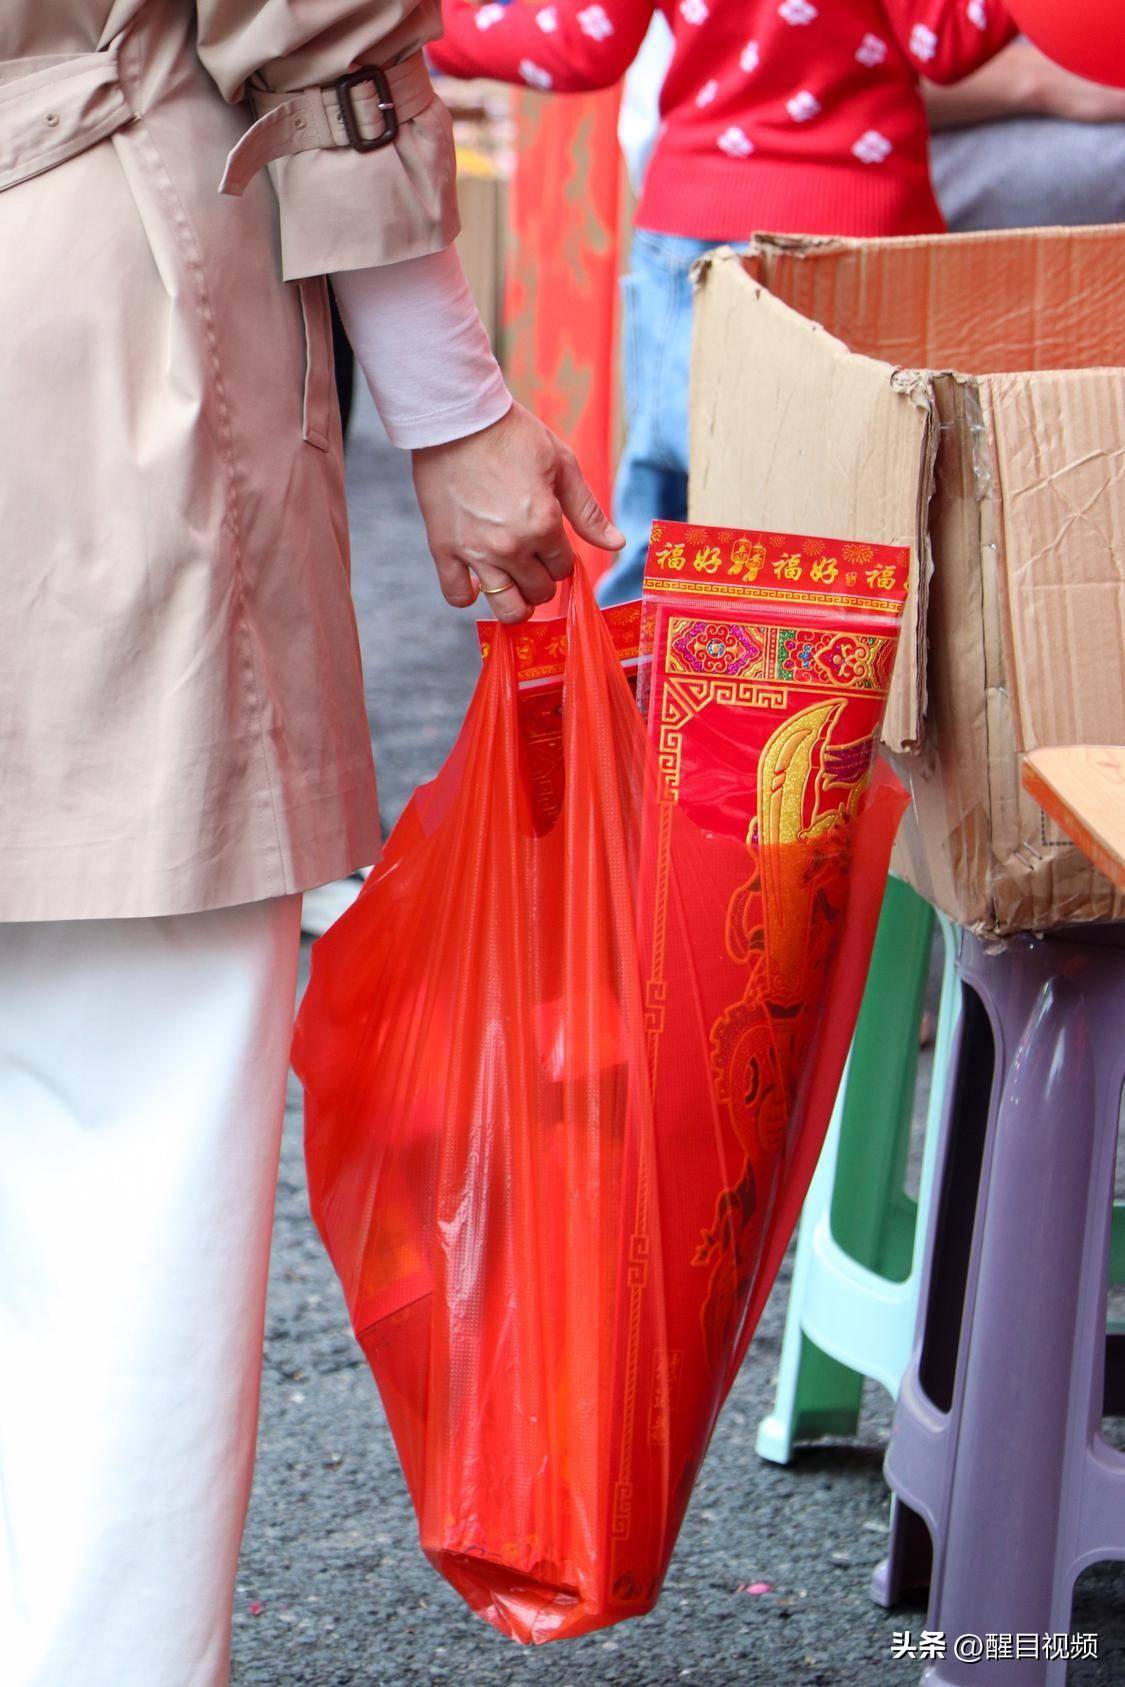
top-left (596, 229), bottom-right (719, 607)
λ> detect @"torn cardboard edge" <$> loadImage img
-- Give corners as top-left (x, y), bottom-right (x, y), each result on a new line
top-left (689, 234), bottom-right (1125, 934)
top-left (689, 249), bottom-right (936, 756)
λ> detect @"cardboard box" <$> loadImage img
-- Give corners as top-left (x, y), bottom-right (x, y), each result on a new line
top-left (689, 232), bottom-right (1125, 936)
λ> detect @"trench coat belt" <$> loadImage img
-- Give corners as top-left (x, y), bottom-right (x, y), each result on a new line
top-left (218, 51), bottom-right (436, 198)
top-left (0, 45), bottom-right (135, 197)
top-left (0, 42), bottom-right (434, 202)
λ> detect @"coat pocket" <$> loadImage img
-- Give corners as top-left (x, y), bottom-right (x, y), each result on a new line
top-left (297, 277), bottom-right (334, 451)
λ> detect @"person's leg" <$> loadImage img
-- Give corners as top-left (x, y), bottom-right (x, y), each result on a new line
top-left (0, 895), bottom-right (302, 1687)
top-left (596, 230), bottom-right (717, 608)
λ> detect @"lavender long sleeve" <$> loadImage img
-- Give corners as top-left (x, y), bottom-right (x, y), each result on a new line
top-left (331, 245), bottom-right (512, 450)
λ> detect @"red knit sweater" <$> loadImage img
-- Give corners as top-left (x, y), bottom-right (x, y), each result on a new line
top-left (430, 0), bottom-right (1015, 239)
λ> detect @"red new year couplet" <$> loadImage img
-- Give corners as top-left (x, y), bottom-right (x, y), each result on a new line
top-left (503, 87), bottom-right (624, 586)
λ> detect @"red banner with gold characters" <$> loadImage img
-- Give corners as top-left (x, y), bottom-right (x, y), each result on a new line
top-left (627, 519), bottom-right (910, 1503)
top-left (640, 519), bottom-right (909, 839)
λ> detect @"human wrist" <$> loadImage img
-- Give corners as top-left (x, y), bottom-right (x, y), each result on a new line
top-left (1011, 44), bottom-right (1094, 119)
top-left (388, 380), bottom-right (511, 452)
top-left (413, 396), bottom-right (521, 460)
top-left (1017, 47), bottom-right (1054, 117)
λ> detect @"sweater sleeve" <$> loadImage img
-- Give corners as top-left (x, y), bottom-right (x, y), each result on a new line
top-left (879, 0), bottom-right (1016, 86)
top-left (331, 246), bottom-right (512, 449)
top-left (429, 0), bottom-right (654, 93)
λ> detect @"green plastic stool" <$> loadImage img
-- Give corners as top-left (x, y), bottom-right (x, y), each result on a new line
top-left (756, 877), bottom-right (958, 1461)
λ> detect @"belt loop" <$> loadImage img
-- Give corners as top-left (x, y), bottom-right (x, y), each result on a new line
top-left (0, 47), bottom-right (135, 197)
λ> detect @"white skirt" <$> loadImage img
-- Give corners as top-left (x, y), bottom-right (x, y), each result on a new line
top-left (0, 895), bottom-right (303, 1687)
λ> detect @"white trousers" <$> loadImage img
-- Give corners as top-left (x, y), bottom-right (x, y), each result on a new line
top-left (0, 896), bottom-right (303, 1687)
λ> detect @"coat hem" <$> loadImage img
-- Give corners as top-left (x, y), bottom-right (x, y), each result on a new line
top-left (0, 796), bottom-right (381, 924)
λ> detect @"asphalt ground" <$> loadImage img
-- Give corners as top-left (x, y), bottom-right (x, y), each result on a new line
top-left (230, 390), bottom-right (1125, 1687)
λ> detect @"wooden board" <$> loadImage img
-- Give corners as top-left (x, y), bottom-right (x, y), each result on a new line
top-left (1023, 746), bottom-right (1125, 893)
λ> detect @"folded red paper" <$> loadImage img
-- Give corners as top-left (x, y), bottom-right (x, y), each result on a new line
top-left (293, 524), bottom-right (908, 1643)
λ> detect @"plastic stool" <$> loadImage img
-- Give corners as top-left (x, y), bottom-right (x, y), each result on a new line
top-left (757, 879), bottom-right (960, 1462)
top-left (872, 925), bottom-right (1125, 1686)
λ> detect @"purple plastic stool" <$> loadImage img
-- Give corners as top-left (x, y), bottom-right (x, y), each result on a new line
top-left (871, 924), bottom-right (1125, 1686)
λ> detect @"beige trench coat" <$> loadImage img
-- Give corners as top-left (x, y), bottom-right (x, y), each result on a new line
top-left (0, 0), bottom-right (459, 921)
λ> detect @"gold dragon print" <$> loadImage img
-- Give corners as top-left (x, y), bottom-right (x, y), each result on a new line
top-left (694, 701), bottom-right (871, 1366)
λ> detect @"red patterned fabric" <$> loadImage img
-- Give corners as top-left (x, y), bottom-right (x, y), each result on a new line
top-left (501, 88), bottom-right (624, 585)
top-left (432, 0), bottom-right (1015, 239)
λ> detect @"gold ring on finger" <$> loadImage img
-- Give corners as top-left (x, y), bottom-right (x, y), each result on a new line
top-left (478, 581), bottom-right (513, 596)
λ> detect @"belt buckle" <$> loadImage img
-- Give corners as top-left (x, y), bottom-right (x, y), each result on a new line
top-left (334, 63), bottom-right (398, 153)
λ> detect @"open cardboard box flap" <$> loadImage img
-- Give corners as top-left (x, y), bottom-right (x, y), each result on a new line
top-left (690, 233), bottom-right (1125, 934)
top-left (689, 249), bottom-right (935, 755)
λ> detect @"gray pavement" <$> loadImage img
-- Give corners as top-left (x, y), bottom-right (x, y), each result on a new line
top-left (231, 391), bottom-right (1124, 1686)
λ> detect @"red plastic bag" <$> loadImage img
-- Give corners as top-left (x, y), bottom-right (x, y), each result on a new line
top-left (292, 554), bottom-right (907, 1645)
